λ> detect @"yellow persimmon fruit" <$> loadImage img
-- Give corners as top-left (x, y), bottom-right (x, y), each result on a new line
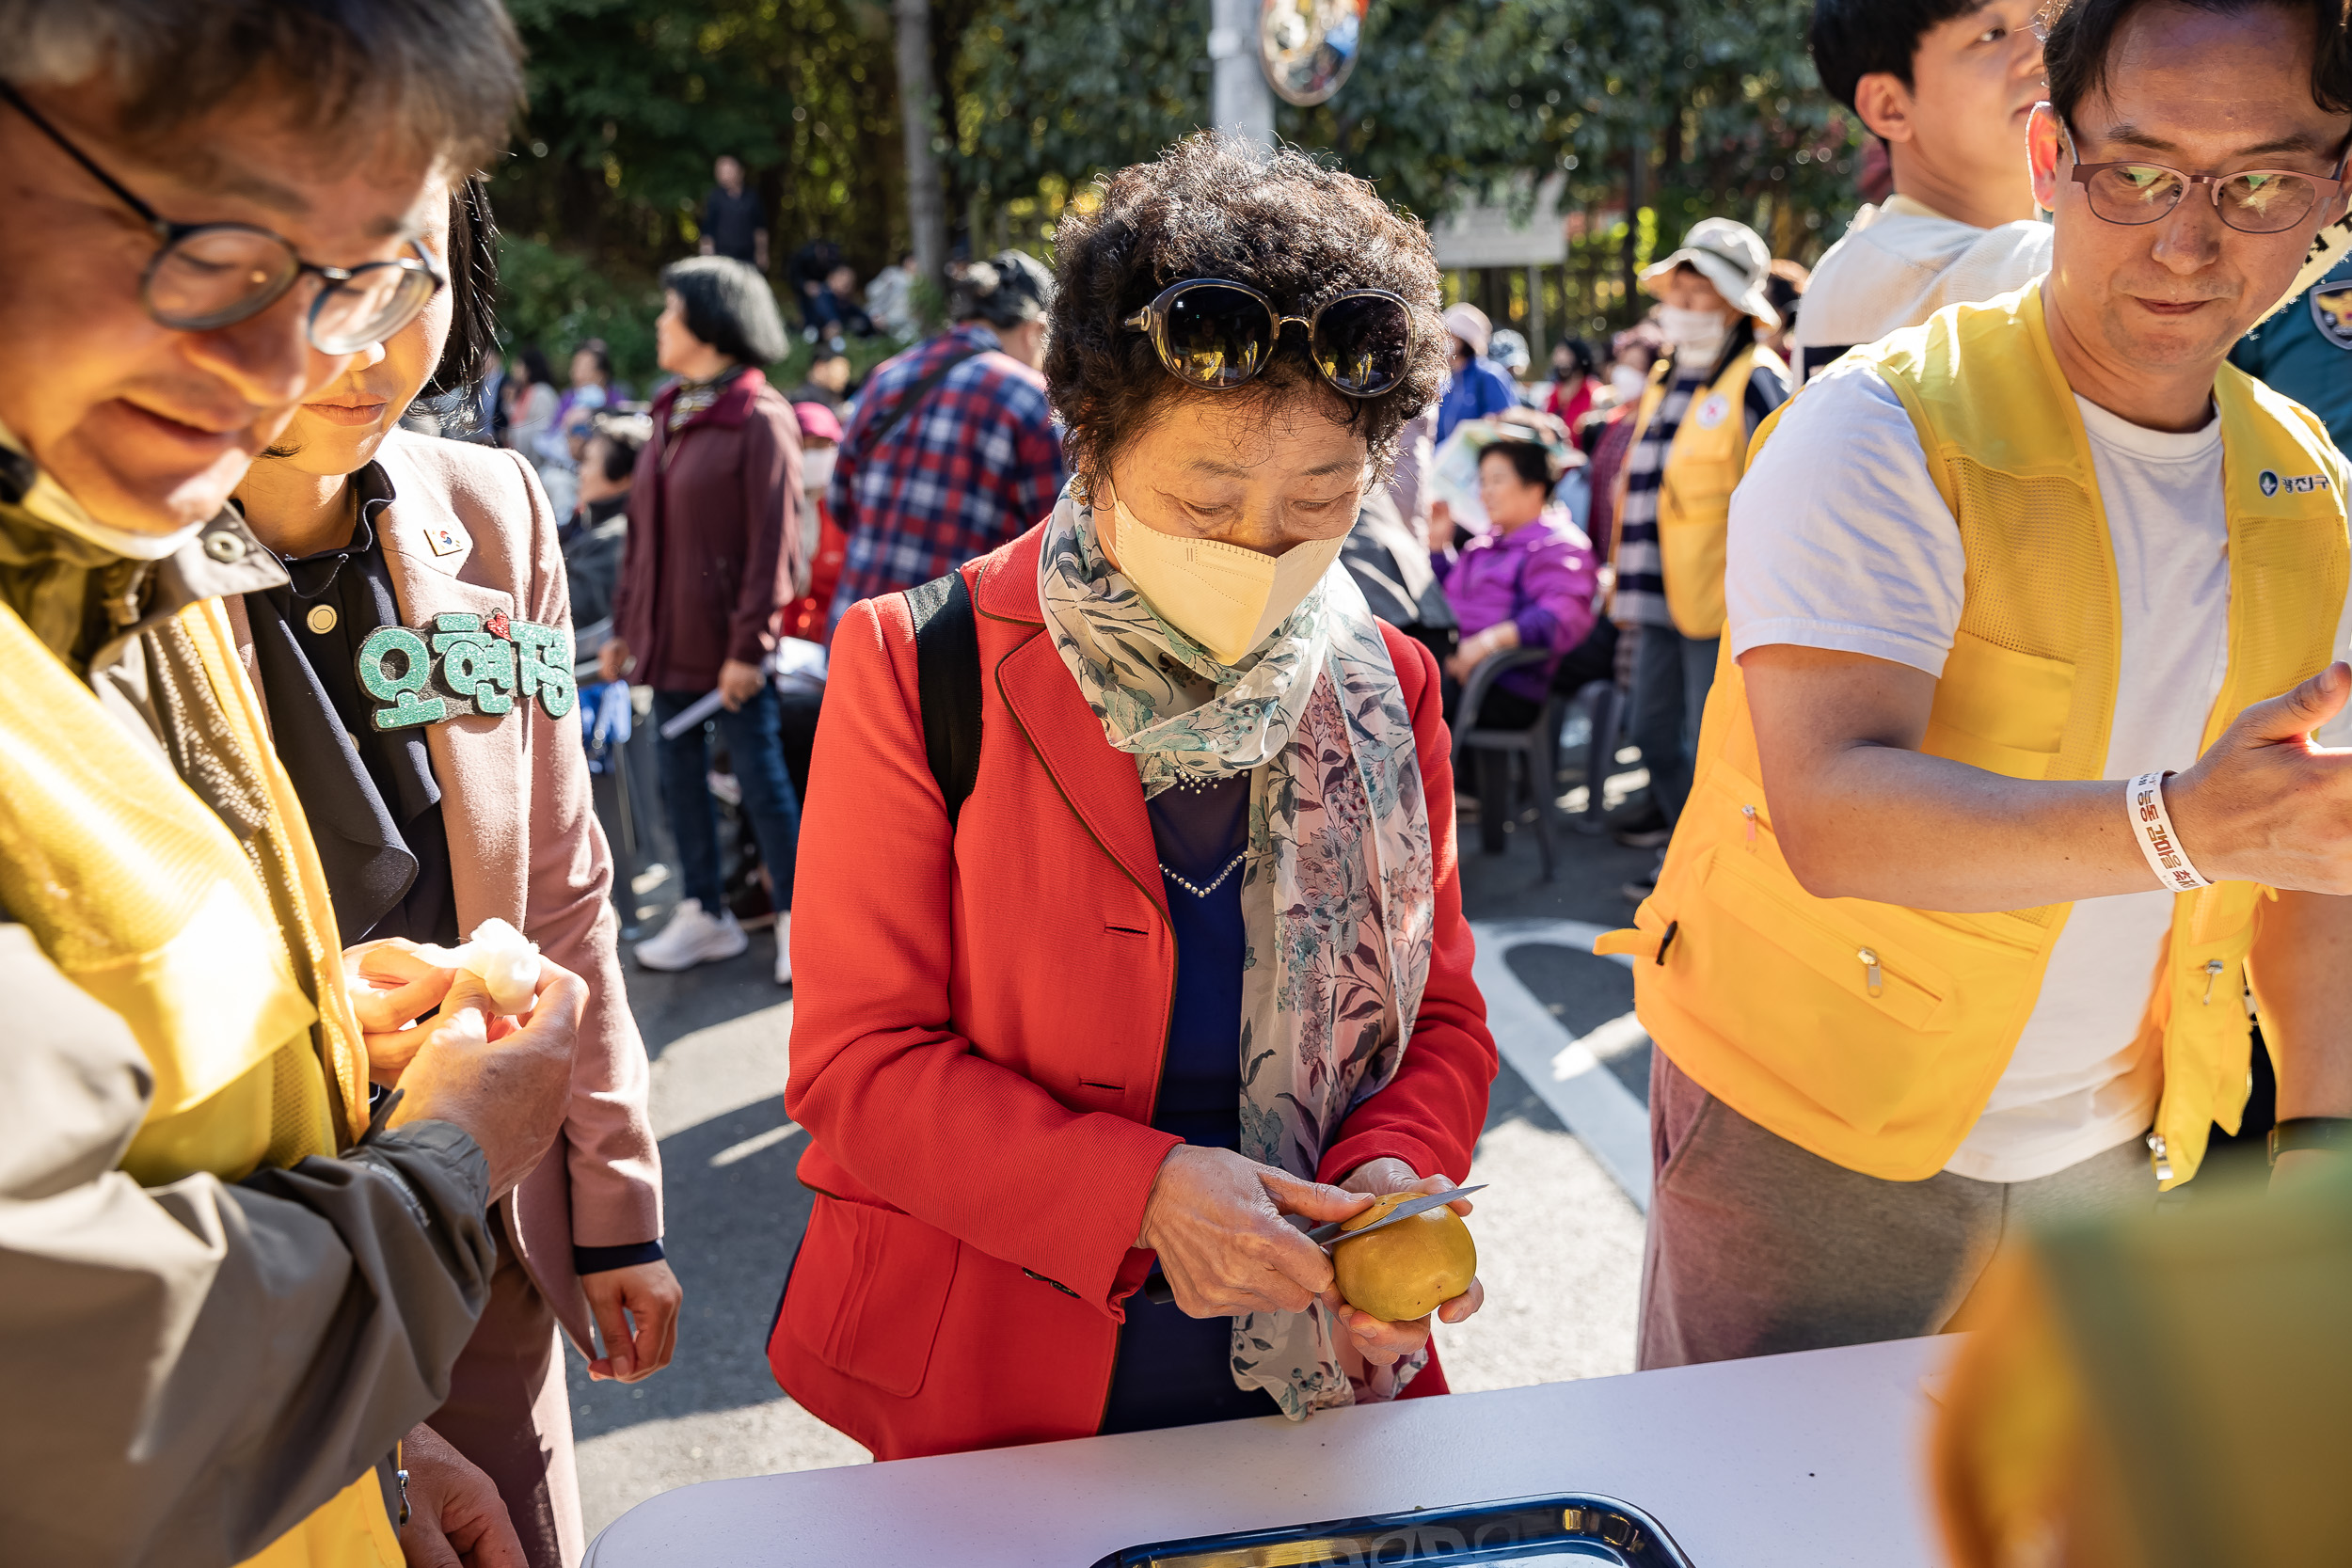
top-left (1332, 1192), bottom-right (1477, 1323)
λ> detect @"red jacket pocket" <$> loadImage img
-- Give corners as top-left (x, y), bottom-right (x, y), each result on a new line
top-left (785, 1195), bottom-right (961, 1399)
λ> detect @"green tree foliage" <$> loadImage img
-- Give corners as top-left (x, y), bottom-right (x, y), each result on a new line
top-left (949, 0), bottom-right (1208, 231)
top-left (943, 0), bottom-right (1859, 324)
top-left (494, 0), bottom-right (1862, 373)
top-left (496, 0), bottom-right (909, 380)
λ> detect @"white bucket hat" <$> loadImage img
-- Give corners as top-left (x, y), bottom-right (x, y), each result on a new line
top-left (1641, 217), bottom-right (1779, 330)
top-left (1441, 301), bottom-right (1492, 356)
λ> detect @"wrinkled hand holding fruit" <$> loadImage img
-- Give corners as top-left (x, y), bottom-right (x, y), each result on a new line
top-left (1332, 1194), bottom-right (1478, 1323)
top-left (413, 918), bottom-right (544, 1017)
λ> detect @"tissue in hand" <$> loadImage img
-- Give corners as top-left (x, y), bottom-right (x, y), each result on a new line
top-left (416, 918), bottom-right (544, 1014)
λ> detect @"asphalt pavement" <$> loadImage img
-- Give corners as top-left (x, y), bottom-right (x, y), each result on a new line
top-left (571, 753), bottom-right (1665, 1538)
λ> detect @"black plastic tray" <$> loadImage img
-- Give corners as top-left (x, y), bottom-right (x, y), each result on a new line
top-left (1087, 1493), bottom-right (1695, 1566)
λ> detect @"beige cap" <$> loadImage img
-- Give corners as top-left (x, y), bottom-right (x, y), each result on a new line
top-left (1441, 302), bottom-right (1492, 356)
top-left (1641, 217), bottom-right (1780, 329)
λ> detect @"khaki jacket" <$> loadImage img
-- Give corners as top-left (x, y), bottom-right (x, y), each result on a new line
top-left (0, 483), bottom-right (496, 1565)
top-left (228, 432), bottom-right (661, 1351)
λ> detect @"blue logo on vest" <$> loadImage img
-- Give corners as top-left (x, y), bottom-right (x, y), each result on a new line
top-left (2258, 468), bottom-right (2331, 499)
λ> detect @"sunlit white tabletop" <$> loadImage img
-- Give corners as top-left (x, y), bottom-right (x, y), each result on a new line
top-left (584, 1335), bottom-right (1954, 1567)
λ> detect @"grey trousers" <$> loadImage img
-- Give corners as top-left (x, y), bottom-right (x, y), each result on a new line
top-left (1626, 624), bottom-right (1719, 824)
top-left (1637, 1051), bottom-right (2158, 1370)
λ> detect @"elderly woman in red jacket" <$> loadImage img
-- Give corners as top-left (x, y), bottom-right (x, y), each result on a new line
top-left (773, 134), bottom-right (1498, 1460)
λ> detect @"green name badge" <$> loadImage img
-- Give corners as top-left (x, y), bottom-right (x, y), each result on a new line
top-left (358, 609), bottom-right (576, 731)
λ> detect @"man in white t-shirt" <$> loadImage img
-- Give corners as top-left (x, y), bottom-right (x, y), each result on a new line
top-left (1791, 0), bottom-right (2054, 384)
top-left (1610, 0), bottom-right (2352, 1370)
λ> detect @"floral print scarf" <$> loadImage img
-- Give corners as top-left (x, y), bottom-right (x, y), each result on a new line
top-left (1038, 490), bottom-right (1437, 1418)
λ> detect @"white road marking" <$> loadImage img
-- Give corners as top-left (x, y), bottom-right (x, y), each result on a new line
top-left (1469, 918), bottom-right (1654, 1212)
top-left (708, 1122), bottom-right (803, 1167)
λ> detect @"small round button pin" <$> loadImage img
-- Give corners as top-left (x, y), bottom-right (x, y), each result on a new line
top-left (203, 531), bottom-right (246, 562)
top-left (306, 604), bottom-right (338, 635)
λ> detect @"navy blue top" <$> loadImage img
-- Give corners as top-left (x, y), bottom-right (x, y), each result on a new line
top-left (1097, 772), bottom-right (1283, 1433)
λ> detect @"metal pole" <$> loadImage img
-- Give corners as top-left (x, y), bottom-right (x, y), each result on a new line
top-left (1209, 0), bottom-right (1274, 146)
top-left (1528, 263), bottom-right (1547, 357)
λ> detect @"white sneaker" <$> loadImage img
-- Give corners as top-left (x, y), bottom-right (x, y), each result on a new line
top-left (634, 898), bottom-right (748, 971)
top-left (773, 911), bottom-right (793, 988)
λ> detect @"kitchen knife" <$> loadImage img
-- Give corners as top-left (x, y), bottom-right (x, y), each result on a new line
top-left (1139, 1184), bottom-right (1486, 1306)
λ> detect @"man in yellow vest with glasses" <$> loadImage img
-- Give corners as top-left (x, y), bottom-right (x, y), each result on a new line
top-left (0, 4), bottom-right (590, 1563)
top-left (1606, 0), bottom-right (2352, 1368)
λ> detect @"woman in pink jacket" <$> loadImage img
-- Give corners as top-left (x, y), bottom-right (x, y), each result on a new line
top-left (229, 179), bottom-right (675, 1568)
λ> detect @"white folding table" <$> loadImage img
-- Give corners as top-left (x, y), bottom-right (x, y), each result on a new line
top-left (585, 1335), bottom-right (1955, 1566)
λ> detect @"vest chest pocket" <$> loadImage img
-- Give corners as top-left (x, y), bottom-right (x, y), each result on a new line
top-left (1659, 447), bottom-right (1743, 641)
top-left (1923, 632), bottom-right (2077, 780)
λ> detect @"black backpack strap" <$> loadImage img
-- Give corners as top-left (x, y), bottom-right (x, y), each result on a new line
top-left (864, 347), bottom-right (987, 450)
top-left (903, 568), bottom-right (983, 829)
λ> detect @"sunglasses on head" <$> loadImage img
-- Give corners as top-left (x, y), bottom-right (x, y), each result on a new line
top-left (1122, 278), bottom-right (1418, 398)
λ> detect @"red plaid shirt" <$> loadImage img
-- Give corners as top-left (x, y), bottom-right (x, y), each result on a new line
top-left (825, 324), bottom-right (1066, 626)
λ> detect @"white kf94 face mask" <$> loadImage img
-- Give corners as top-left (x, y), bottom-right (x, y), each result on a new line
top-left (1104, 488), bottom-right (1347, 667)
top-left (801, 446), bottom-right (837, 495)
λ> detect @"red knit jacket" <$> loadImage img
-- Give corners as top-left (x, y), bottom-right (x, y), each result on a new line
top-left (771, 524), bottom-right (1497, 1458)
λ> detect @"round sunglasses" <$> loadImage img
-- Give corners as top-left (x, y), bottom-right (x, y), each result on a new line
top-left (2, 81), bottom-right (443, 356)
top-left (1122, 279), bottom-right (1418, 398)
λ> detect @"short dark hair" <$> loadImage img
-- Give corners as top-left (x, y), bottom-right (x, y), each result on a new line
top-left (1553, 337), bottom-right (1597, 377)
top-left (1482, 440), bottom-right (1553, 492)
top-left (573, 338), bottom-right (614, 382)
top-left (516, 343), bottom-right (555, 390)
top-left (2042, 0), bottom-right (2352, 122)
top-left (588, 414), bottom-right (648, 485)
top-left (0, 0), bottom-right (523, 171)
top-left (1807, 0), bottom-right (1985, 113)
top-left (953, 248), bottom-right (1055, 327)
top-left (424, 177), bottom-right (499, 405)
top-left (660, 256), bottom-right (788, 365)
top-left (1045, 133), bottom-right (1447, 483)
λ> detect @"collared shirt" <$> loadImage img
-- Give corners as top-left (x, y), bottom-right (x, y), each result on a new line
top-left (243, 463), bottom-right (457, 946)
top-left (825, 323), bottom-right (1065, 625)
top-left (2232, 251), bottom-right (2352, 453)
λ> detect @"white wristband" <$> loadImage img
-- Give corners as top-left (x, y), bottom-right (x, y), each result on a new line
top-left (2127, 771), bottom-right (2211, 893)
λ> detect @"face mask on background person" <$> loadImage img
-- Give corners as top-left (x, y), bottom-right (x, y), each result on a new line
top-left (1657, 306), bottom-right (1731, 366)
top-left (802, 446), bottom-right (836, 495)
top-left (1104, 488), bottom-right (1346, 666)
top-left (1610, 364), bottom-right (1648, 403)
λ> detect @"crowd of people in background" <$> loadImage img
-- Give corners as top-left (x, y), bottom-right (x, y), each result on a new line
top-left (20, 0), bottom-right (2352, 1560)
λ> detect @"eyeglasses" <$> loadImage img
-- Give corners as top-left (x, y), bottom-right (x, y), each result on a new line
top-left (2062, 119), bottom-right (2351, 236)
top-left (1122, 279), bottom-right (1418, 398)
top-left (0, 81), bottom-right (444, 355)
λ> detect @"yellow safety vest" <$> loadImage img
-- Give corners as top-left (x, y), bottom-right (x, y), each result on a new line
top-left (1598, 286), bottom-right (2349, 1188)
top-left (1621, 341), bottom-right (1786, 640)
top-left (0, 528), bottom-right (396, 1564)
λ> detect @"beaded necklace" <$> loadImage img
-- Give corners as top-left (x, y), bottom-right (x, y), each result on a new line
top-left (1160, 851), bottom-right (1246, 899)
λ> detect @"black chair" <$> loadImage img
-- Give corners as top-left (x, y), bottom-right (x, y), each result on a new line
top-left (1563, 677), bottom-right (1625, 833)
top-left (1451, 646), bottom-right (1563, 880)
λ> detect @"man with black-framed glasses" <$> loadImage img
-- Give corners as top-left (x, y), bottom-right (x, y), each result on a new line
top-left (0, 5), bottom-right (593, 1565)
top-left (1606, 0), bottom-right (2352, 1371)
